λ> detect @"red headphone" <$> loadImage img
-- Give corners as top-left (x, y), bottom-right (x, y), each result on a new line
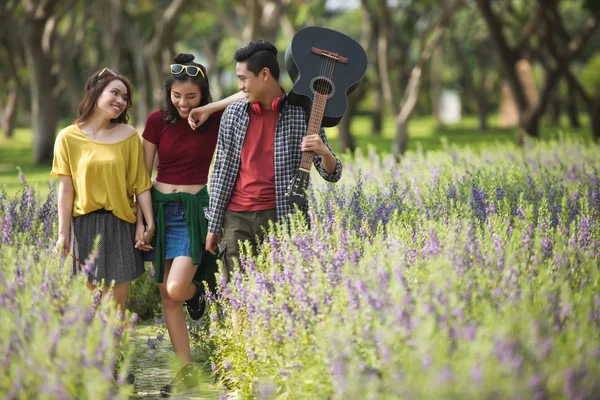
top-left (250, 87), bottom-right (286, 115)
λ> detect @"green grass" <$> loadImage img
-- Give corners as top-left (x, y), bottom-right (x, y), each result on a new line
top-left (0, 128), bottom-right (57, 198)
top-left (325, 113), bottom-right (594, 155)
top-left (0, 114), bottom-right (594, 198)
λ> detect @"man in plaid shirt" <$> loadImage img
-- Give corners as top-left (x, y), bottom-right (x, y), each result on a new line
top-left (205, 40), bottom-right (343, 279)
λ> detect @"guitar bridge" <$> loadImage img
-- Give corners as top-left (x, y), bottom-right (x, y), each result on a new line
top-left (311, 47), bottom-right (348, 64)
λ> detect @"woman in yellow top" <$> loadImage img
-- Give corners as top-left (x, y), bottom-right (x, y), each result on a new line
top-left (52, 67), bottom-right (155, 314)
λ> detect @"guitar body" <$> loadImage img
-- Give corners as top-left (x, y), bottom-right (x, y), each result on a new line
top-left (285, 26), bottom-right (368, 127)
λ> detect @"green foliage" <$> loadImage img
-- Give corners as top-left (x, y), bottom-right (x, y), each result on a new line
top-left (581, 52), bottom-right (600, 96)
top-left (205, 137), bottom-right (600, 398)
top-left (584, 0), bottom-right (600, 16)
top-left (217, 37), bottom-right (242, 69)
top-left (127, 264), bottom-right (162, 322)
top-left (0, 237), bottom-right (136, 398)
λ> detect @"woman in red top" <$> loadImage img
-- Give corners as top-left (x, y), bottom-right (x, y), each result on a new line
top-left (140, 53), bottom-right (243, 396)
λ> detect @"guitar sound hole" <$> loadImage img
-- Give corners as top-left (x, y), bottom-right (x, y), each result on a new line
top-left (311, 77), bottom-right (334, 97)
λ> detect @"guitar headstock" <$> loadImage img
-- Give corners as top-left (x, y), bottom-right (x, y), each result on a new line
top-left (286, 169), bottom-right (310, 209)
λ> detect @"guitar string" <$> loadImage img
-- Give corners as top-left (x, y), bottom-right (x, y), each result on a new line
top-left (303, 54), bottom-right (325, 167)
top-left (305, 50), bottom-right (337, 167)
top-left (306, 51), bottom-right (329, 165)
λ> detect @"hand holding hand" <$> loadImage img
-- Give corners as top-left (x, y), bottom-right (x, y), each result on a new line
top-left (135, 222), bottom-right (154, 251)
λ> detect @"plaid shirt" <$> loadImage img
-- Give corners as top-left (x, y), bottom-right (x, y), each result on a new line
top-left (207, 99), bottom-right (343, 234)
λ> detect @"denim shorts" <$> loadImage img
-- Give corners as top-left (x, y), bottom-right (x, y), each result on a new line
top-left (145, 202), bottom-right (196, 262)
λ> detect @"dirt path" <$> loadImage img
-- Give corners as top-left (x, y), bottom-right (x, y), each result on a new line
top-left (128, 324), bottom-right (221, 400)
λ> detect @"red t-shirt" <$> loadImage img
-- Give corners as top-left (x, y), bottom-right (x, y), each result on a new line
top-left (142, 110), bottom-right (222, 185)
top-left (227, 108), bottom-right (278, 211)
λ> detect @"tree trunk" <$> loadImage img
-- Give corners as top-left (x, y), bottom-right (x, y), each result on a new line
top-left (394, 118), bottom-right (409, 160)
top-left (393, 64), bottom-right (424, 159)
top-left (125, 20), bottom-right (150, 127)
top-left (147, 55), bottom-right (164, 111)
top-left (376, 0), bottom-right (397, 115)
top-left (392, 15), bottom-right (459, 159)
top-left (372, 90), bottom-right (383, 135)
top-left (476, 45), bottom-right (495, 131)
top-left (475, 91), bottom-right (489, 131)
top-left (243, 0), bottom-right (261, 43)
top-left (563, 70), bottom-right (599, 143)
top-left (1, 86), bottom-right (17, 138)
top-left (591, 99), bottom-right (600, 143)
top-left (371, 53), bottom-right (384, 135)
top-left (567, 79), bottom-right (580, 128)
top-left (256, 0), bottom-right (286, 44)
top-left (359, 0), bottom-right (379, 136)
top-left (337, 77), bottom-right (368, 153)
top-left (52, 6), bottom-right (87, 113)
top-left (242, 0), bottom-right (287, 44)
top-left (26, 18), bottom-right (58, 165)
top-left (520, 64), bottom-right (563, 139)
top-left (102, 0), bottom-right (125, 70)
top-left (337, 114), bottom-right (355, 153)
top-left (549, 89), bottom-right (561, 126)
top-left (205, 34), bottom-right (225, 100)
top-left (522, 112), bottom-right (540, 139)
top-left (430, 40), bottom-right (443, 124)
top-left (143, 0), bottom-right (185, 111)
top-left (536, 1), bottom-right (598, 137)
top-left (379, 0), bottom-right (463, 158)
top-left (476, 0), bottom-right (530, 115)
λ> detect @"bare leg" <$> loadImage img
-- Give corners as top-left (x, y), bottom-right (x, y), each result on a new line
top-left (87, 281), bottom-right (130, 318)
top-left (109, 282), bottom-right (130, 315)
top-left (160, 257), bottom-right (198, 366)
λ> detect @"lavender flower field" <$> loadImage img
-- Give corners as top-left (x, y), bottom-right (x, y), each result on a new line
top-left (207, 138), bottom-right (600, 399)
top-left (1, 138), bottom-right (599, 399)
top-left (0, 179), bottom-right (136, 399)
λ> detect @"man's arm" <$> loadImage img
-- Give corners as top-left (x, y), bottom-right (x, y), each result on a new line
top-left (207, 106), bottom-right (234, 237)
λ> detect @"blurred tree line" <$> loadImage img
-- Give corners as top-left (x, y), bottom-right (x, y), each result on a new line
top-left (0, 0), bottom-right (599, 164)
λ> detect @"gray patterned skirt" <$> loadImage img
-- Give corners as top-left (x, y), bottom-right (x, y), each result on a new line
top-left (70, 209), bottom-right (145, 285)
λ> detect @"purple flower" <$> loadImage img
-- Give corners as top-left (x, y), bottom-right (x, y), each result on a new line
top-left (147, 338), bottom-right (157, 349)
top-left (471, 365), bottom-right (482, 385)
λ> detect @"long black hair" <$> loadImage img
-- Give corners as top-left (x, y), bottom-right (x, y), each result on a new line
top-left (161, 53), bottom-right (213, 128)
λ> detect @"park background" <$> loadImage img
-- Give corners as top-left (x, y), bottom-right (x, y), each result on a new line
top-left (1, 0), bottom-right (600, 399)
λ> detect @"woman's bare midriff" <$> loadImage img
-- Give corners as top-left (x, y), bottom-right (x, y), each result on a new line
top-left (153, 181), bottom-right (205, 194)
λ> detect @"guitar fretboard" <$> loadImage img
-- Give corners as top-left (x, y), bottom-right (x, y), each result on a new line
top-left (300, 92), bottom-right (328, 171)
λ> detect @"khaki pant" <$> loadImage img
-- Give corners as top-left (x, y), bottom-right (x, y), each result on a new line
top-left (219, 208), bottom-right (277, 282)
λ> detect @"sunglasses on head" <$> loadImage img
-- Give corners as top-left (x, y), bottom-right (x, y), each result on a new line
top-left (98, 67), bottom-right (120, 78)
top-left (170, 64), bottom-right (205, 79)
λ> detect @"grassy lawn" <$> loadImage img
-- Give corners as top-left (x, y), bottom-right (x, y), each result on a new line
top-left (0, 128), bottom-right (57, 198)
top-left (0, 114), bottom-right (593, 198)
top-left (326, 113), bottom-right (594, 155)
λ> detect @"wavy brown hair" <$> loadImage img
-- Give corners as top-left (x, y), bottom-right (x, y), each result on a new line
top-left (74, 68), bottom-right (133, 125)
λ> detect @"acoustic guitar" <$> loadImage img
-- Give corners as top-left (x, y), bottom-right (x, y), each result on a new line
top-left (284, 26), bottom-right (368, 209)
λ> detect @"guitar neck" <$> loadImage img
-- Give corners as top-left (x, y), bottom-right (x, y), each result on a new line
top-left (300, 92), bottom-right (328, 171)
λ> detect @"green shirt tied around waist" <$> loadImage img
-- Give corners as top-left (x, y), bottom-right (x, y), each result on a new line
top-left (151, 186), bottom-right (217, 286)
